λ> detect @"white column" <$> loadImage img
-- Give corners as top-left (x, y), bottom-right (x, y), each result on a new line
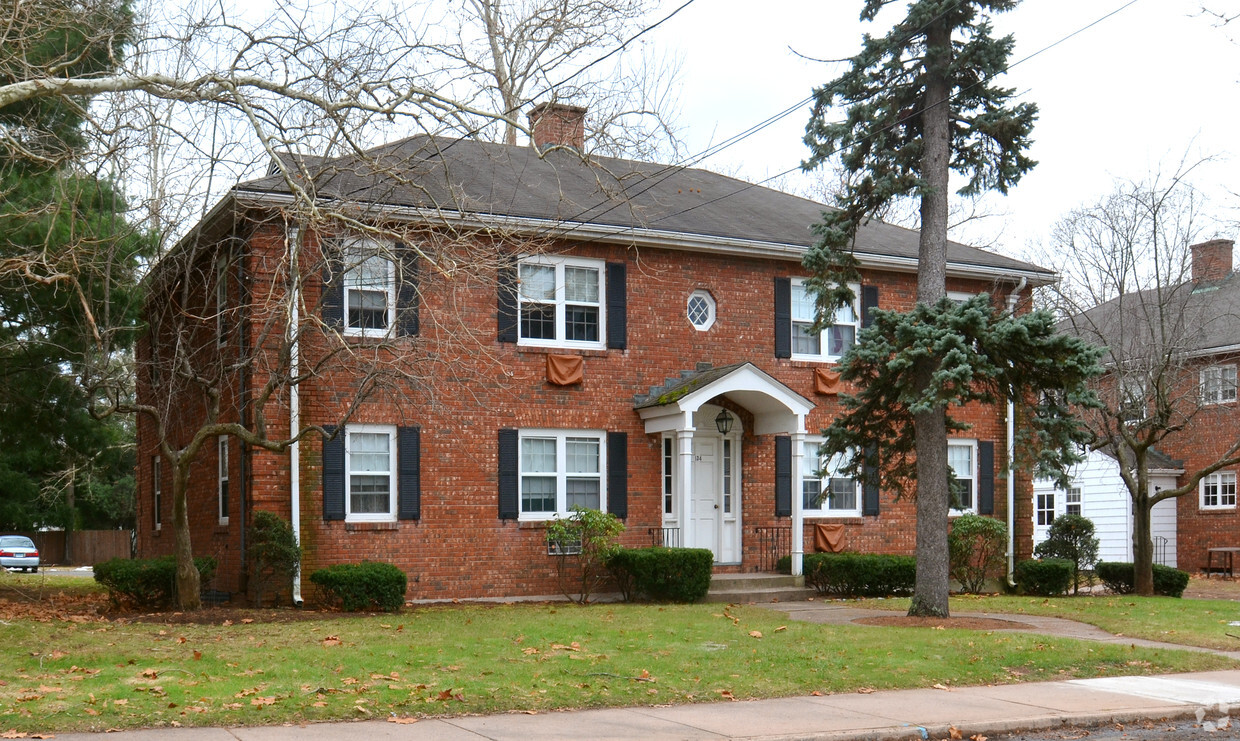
top-left (677, 428), bottom-right (695, 549)
top-left (791, 431), bottom-right (805, 577)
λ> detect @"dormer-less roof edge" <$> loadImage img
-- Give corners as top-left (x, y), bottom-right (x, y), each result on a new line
top-left (231, 189), bottom-right (1058, 286)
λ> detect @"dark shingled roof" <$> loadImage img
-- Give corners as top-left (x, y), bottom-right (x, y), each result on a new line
top-left (1066, 271), bottom-right (1240, 359)
top-left (235, 135), bottom-right (1051, 278)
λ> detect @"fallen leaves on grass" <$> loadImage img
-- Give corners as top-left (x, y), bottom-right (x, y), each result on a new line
top-left (388, 716), bottom-right (419, 724)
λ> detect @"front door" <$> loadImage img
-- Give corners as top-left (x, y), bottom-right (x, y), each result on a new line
top-left (691, 437), bottom-right (719, 558)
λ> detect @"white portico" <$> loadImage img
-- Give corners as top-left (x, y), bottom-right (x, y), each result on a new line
top-left (635, 363), bottom-right (815, 574)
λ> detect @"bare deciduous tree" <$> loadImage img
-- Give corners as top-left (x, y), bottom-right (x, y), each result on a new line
top-left (1039, 170), bottom-right (1240, 595)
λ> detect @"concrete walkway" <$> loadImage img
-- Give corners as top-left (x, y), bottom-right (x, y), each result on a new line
top-left (51, 602), bottom-right (1240, 741)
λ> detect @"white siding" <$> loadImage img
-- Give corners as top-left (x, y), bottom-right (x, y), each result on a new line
top-left (1031, 450), bottom-right (1177, 567)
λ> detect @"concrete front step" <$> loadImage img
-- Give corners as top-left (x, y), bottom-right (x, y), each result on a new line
top-left (705, 572), bottom-right (817, 604)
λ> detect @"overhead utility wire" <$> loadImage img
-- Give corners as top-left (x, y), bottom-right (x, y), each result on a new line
top-left (572, 0), bottom-right (1143, 244)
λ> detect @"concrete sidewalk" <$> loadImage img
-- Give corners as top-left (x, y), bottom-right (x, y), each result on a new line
top-left (49, 670), bottom-right (1240, 740)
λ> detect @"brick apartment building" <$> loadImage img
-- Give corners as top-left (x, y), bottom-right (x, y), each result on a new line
top-left (135, 104), bottom-right (1055, 602)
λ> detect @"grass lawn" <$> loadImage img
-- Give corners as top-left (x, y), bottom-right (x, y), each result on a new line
top-left (0, 585), bottom-right (1236, 735)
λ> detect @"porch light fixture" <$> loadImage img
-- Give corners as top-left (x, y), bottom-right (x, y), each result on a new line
top-left (715, 409), bottom-right (734, 435)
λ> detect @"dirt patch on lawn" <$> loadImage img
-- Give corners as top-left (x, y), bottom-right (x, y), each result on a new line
top-left (1182, 574), bottom-right (1240, 601)
top-left (853, 615), bottom-right (1027, 630)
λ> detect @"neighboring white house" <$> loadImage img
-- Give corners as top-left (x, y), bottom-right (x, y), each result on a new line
top-left (1032, 448), bottom-right (1180, 567)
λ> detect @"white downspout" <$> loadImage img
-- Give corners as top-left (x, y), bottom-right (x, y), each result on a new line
top-left (288, 226), bottom-right (304, 606)
top-left (1005, 277), bottom-right (1028, 583)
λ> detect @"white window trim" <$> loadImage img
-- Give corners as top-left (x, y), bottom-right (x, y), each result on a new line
top-left (345, 424), bottom-right (398, 522)
top-left (342, 238), bottom-right (396, 339)
top-left (1065, 486), bottom-right (1082, 516)
top-left (518, 429), bottom-right (607, 521)
top-left (1200, 470), bottom-right (1237, 510)
top-left (217, 436), bottom-right (229, 525)
top-left (1200, 364), bottom-right (1237, 406)
top-left (946, 291), bottom-right (975, 305)
top-left (687, 289), bottom-right (716, 331)
top-left (801, 438), bottom-right (862, 518)
top-left (152, 456), bottom-right (162, 531)
top-left (948, 439), bottom-right (978, 514)
top-left (661, 435), bottom-right (676, 523)
top-left (1035, 489), bottom-right (1055, 527)
top-left (790, 278), bottom-right (861, 362)
top-left (517, 255), bottom-right (606, 350)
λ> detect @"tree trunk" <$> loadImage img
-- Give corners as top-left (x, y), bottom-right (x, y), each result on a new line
top-left (1132, 486), bottom-right (1154, 596)
top-left (907, 17), bottom-right (953, 619)
top-left (172, 463), bottom-right (202, 610)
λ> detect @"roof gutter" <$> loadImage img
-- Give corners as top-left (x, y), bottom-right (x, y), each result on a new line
top-left (232, 190), bottom-right (1058, 286)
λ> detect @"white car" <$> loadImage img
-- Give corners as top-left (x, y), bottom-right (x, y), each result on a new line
top-left (0, 536), bottom-right (39, 572)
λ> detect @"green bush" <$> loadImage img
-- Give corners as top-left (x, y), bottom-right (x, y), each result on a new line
top-left (545, 507), bottom-right (625, 604)
top-left (94, 556), bottom-right (218, 609)
top-left (608, 547), bottom-right (713, 603)
top-left (309, 561), bottom-right (407, 611)
top-left (775, 555), bottom-right (792, 575)
top-left (948, 514), bottom-right (1007, 594)
top-left (803, 552), bottom-right (916, 597)
top-left (1013, 558), bottom-right (1073, 596)
top-left (1094, 561), bottom-right (1190, 598)
top-left (246, 511), bottom-right (301, 607)
top-left (1033, 514), bottom-right (1100, 595)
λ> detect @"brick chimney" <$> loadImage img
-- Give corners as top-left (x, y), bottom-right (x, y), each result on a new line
top-left (529, 102), bottom-right (587, 151)
top-left (1191, 239), bottom-right (1234, 284)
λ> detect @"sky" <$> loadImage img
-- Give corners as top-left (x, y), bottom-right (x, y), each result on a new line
top-left (646, 0), bottom-right (1240, 262)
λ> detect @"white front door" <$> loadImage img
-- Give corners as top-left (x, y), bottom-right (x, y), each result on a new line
top-left (691, 437), bottom-right (719, 558)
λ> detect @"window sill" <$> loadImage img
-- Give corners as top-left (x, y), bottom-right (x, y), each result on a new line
top-left (1198, 506), bottom-right (1237, 513)
top-left (516, 345), bottom-right (610, 358)
top-left (345, 521), bottom-right (399, 531)
top-left (803, 514), bottom-right (863, 520)
top-left (784, 358), bottom-right (844, 368)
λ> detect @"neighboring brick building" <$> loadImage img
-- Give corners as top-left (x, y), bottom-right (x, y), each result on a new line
top-left (135, 104), bottom-right (1055, 602)
top-left (1044, 239), bottom-right (1240, 574)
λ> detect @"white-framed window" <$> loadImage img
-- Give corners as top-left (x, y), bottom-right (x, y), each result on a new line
top-left (801, 440), bottom-right (860, 517)
top-left (791, 279), bottom-right (859, 361)
top-left (1201, 471), bottom-right (1237, 510)
top-left (1118, 374), bottom-right (1147, 424)
top-left (1036, 490), bottom-right (1055, 526)
top-left (152, 456), bottom-right (162, 531)
top-left (948, 440), bottom-right (977, 513)
top-left (519, 430), bottom-right (606, 519)
top-left (346, 425), bottom-right (397, 521)
top-left (1201, 365), bottom-right (1238, 405)
top-left (946, 291), bottom-right (975, 305)
top-left (687, 290), bottom-right (716, 331)
top-left (662, 436), bottom-right (674, 517)
top-left (343, 239), bottom-right (396, 337)
top-left (722, 438), bottom-right (734, 515)
top-left (1065, 486), bottom-right (1082, 516)
top-left (217, 436), bottom-right (229, 525)
top-left (216, 255), bottom-right (228, 346)
top-left (518, 256), bottom-right (605, 349)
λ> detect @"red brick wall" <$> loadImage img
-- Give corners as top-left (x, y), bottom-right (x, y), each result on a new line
top-left (136, 222), bottom-right (1027, 601)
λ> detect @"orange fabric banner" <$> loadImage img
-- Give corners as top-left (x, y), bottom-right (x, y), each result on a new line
top-left (546, 354), bottom-right (584, 386)
top-left (814, 368), bottom-right (842, 395)
top-left (813, 523), bottom-right (847, 553)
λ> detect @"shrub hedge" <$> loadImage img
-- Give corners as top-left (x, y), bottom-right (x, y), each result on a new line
top-left (309, 561), bottom-right (407, 611)
top-left (803, 552), bottom-right (916, 597)
top-left (1013, 558), bottom-right (1073, 596)
top-left (608, 547), bottom-right (713, 603)
top-left (1095, 561), bottom-right (1190, 598)
top-left (94, 556), bottom-right (218, 609)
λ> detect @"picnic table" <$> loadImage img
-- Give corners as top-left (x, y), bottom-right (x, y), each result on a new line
top-left (1206, 547), bottom-right (1240, 578)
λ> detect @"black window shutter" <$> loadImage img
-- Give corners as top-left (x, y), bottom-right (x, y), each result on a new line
top-left (396, 244), bottom-right (419, 337)
top-left (497, 260), bottom-right (518, 343)
top-left (774, 436), bottom-right (792, 517)
top-left (774, 277), bottom-right (791, 359)
top-left (498, 428), bottom-right (519, 519)
top-left (322, 425), bottom-right (345, 521)
top-left (978, 441), bottom-right (996, 515)
top-left (606, 262), bottom-right (627, 350)
top-left (607, 431), bottom-right (628, 519)
top-left (321, 245), bottom-right (344, 329)
top-left (862, 444), bottom-right (880, 516)
top-left (861, 285), bottom-right (880, 328)
top-left (398, 426), bottom-right (421, 520)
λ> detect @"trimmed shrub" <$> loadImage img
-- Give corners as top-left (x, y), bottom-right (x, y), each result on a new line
top-left (948, 514), bottom-right (1007, 594)
top-left (94, 556), bottom-right (218, 609)
top-left (246, 511), bottom-right (300, 607)
top-left (1033, 514), bottom-right (1100, 595)
top-left (545, 507), bottom-right (625, 604)
top-left (1095, 561), bottom-right (1190, 598)
top-left (775, 555), bottom-right (792, 575)
top-left (309, 561), bottom-right (407, 611)
top-left (608, 547), bottom-right (713, 603)
top-left (1013, 558), bottom-right (1072, 596)
top-left (803, 552), bottom-right (916, 597)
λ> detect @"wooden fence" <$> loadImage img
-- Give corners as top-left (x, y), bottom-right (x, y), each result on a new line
top-left (16, 530), bottom-right (132, 566)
